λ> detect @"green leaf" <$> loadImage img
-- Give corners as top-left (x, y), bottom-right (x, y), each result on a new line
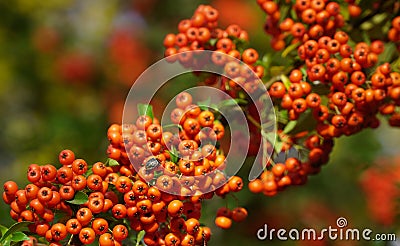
top-left (220, 99), bottom-right (237, 107)
top-left (1, 236), bottom-right (11, 246)
top-left (232, 37), bottom-right (248, 52)
top-left (274, 141), bottom-right (284, 153)
top-left (281, 42), bottom-right (300, 58)
top-left (278, 4), bottom-right (290, 22)
top-left (0, 222), bottom-right (32, 243)
top-left (290, 8), bottom-right (298, 21)
top-left (218, 98), bottom-right (247, 109)
top-left (262, 131), bottom-right (276, 145)
top-left (289, 110), bottom-right (317, 135)
top-left (137, 104), bottom-right (154, 120)
top-left (235, 98), bottom-right (248, 105)
top-left (293, 144), bottom-right (310, 161)
top-left (162, 124), bottom-right (182, 131)
top-left (209, 38), bottom-right (217, 47)
top-left (168, 145), bottom-right (179, 163)
top-left (380, 42), bottom-right (397, 65)
top-left (136, 230), bottom-right (146, 246)
top-left (95, 212), bottom-right (118, 222)
top-left (281, 75), bottom-right (292, 91)
top-left (53, 210), bottom-right (70, 224)
top-left (300, 67), bottom-right (307, 80)
top-left (283, 120), bottom-right (297, 134)
top-left (85, 237), bottom-right (99, 246)
top-left (85, 168), bottom-right (93, 177)
top-left (270, 66), bottom-right (286, 77)
top-left (66, 191), bottom-right (88, 205)
top-left (340, 3), bottom-right (350, 20)
top-left (10, 232), bottom-right (29, 242)
top-left (197, 98), bottom-right (211, 111)
top-left (360, 21), bottom-right (373, 31)
top-left (209, 103), bottom-right (219, 111)
top-left (371, 12), bottom-right (387, 24)
top-left (0, 225), bottom-right (7, 238)
top-left (105, 158), bottom-right (120, 167)
top-left (261, 53), bottom-right (273, 69)
top-left (361, 31), bottom-right (371, 45)
top-left (277, 110), bottom-right (288, 124)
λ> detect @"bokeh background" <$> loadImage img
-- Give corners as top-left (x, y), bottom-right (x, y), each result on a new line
top-left (0, 0), bottom-right (399, 245)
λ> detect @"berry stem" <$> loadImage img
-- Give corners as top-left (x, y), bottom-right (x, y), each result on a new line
top-left (246, 115), bottom-right (262, 130)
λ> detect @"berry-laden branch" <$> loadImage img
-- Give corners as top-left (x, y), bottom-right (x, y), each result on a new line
top-left (162, 1), bottom-right (400, 199)
top-left (1, 1), bottom-right (400, 246)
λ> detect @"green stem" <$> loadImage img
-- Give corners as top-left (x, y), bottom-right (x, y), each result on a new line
top-left (67, 234), bottom-right (73, 246)
top-left (229, 193), bottom-right (240, 208)
top-left (247, 115), bottom-right (262, 130)
top-left (264, 75), bottom-right (282, 89)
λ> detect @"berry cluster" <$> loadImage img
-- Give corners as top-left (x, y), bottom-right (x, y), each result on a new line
top-left (258, 0), bottom-right (357, 50)
top-left (3, 92), bottom-right (252, 245)
top-left (106, 93), bottom-right (252, 242)
top-left (273, 37), bottom-right (395, 131)
top-left (163, 5), bottom-right (265, 97)
top-left (251, 2), bottom-right (400, 196)
top-left (162, 3), bottom-right (400, 198)
top-left (106, 92), bottom-right (244, 196)
top-left (3, 150), bottom-right (134, 246)
top-left (163, 5), bottom-right (249, 58)
top-left (4, 148), bottom-right (214, 246)
top-left (388, 16), bottom-right (400, 42)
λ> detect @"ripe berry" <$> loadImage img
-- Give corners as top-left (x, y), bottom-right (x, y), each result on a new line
top-left (112, 204), bottom-right (127, 219)
top-left (228, 176), bottom-right (243, 192)
top-left (168, 200), bottom-right (184, 217)
top-left (112, 224), bottom-right (128, 242)
top-left (72, 159), bottom-right (88, 175)
top-left (99, 233), bottom-right (115, 246)
top-left (3, 181), bottom-right (18, 196)
top-left (51, 223), bottom-right (68, 241)
top-left (59, 149), bottom-right (75, 165)
top-left (79, 227), bottom-right (96, 245)
top-left (57, 166), bottom-right (73, 184)
top-left (92, 218), bottom-right (109, 235)
top-left (215, 216), bottom-right (232, 229)
top-left (88, 198), bottom-right (104, 214)
top-left (41, 165), bottom-right (57, 182)
top-left (232, 207), bottom-right (248, 222)
top-left (37, 187), bottom-right (53, 203)
top-left (76, 208), bottom-right (93, 226)
top-left (87, 174), bottom-right (103, 191)
top-left (242, 48), bottom-right (259, 64)
top-left (248, 179), bottom-right (263, 193)
top-left (66, 218), bottom-right (82, 235)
